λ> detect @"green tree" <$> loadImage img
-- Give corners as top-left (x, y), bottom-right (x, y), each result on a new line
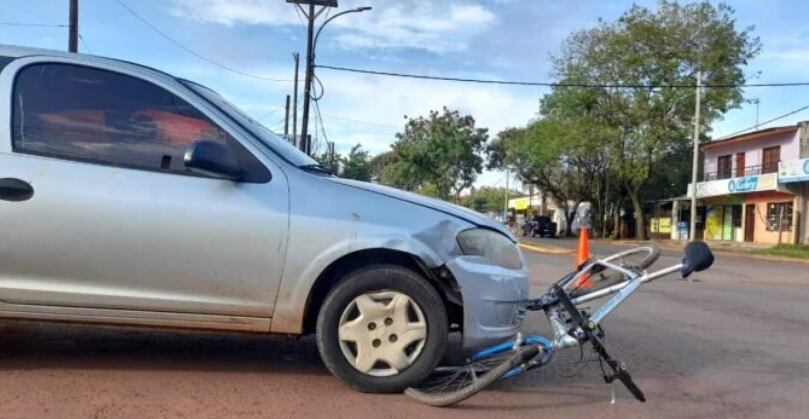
top-left (542, 0), bottom-right (760, 238)
top-left (461, 186), bottom-right (520, 213)
top-left (380, 108), bottom-right (488, 203)
top-left (340, 144), bottom-right (373, 182)
top-left (314, 150), bottom-right (340, 174)
top-left (488, 119), bottom-right (610, 235)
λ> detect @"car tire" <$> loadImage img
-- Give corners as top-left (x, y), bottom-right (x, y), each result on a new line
top-left (316, 265), bottom-right (448, 393)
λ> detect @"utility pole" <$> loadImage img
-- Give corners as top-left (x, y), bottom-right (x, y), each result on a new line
top-left (689, 71), bottom-right (702, 241)
top-left (504, 169), bottom-right (510, 224)
top-left (287, 1), bottom-right (370, 151)
top-left (300, 3), bottom-right (316, 152)
top-left (292, 53), bottom-right (299, 145)
top-left (284, 95), bottom-right (291, 137)
top-left (68, 0), bottom-right (78, 53)
top-left (603, 161), bottom-right (610, 239)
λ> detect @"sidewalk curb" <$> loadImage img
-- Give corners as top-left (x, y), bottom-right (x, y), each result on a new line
top-left (518, 242), bottom-right (573, 255)
top-left (605, 240), bottom-right (809, 265)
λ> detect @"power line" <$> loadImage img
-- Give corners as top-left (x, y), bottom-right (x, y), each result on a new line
top-left (257, 106), bottom-right (285, 122)
top-left (313, 99), bottom-right (329, 155)
top-left (715, 104), bottom-right (809, 140)
top-left (113, 0), bottom-right (291, 83)
top-left (320, 113), bottom-right (400, 130)
top-left (0, 22), bottom-right (67, 28)
top-left (317, 64), bottom-right (809, 89)
top-left (78, 34), bottom-right (92, 53)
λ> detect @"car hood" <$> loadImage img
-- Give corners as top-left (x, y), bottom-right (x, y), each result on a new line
top-left (327, 177), bottom-right (516, 241)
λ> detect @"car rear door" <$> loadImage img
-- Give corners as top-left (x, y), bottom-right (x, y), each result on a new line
top-left (0, 58), bottom-right (289, 323)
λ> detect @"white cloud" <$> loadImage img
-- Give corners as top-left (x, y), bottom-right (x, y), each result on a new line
top-left (313, 70), bottom-right (538, 152)
top-left (170, 0), bottom-right (497, 52)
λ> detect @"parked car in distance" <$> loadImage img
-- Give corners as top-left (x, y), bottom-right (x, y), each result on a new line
top-left (0, 45), bottom-right (528, 393)
top-left (522, 216), bottom-right (557, 238)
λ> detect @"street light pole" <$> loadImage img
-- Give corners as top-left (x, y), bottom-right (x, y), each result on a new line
top-left (689, 71), bottom-right (702, 241)
top-left (297, 4), bottom-right (371, 153)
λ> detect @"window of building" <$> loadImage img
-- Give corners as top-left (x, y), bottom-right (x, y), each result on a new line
top-left (762, 146), bottom-right (780, 174)
top-left (735, 152), bottom-right (746, 177)
top-left (766, 202), bottom-right (793, 231)
top-left (717, 155), bottom-right (732, 179)
top-left (12, 63), bottom-right (268, 181)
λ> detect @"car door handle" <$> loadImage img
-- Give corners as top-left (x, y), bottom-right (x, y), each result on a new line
top-left (0, 178), bottom-right (35, 202)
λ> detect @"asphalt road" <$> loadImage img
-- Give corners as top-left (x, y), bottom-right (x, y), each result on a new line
top-left (1, 241), bottom-right (808, 418)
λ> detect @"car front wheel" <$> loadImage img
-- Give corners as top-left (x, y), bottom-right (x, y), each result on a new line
top-left (316, 265), bottom-right (448, 393)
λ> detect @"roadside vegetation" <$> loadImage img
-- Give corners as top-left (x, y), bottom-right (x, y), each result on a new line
top-left (756, 245), bottom-right (809, 260)
top-left (324, 1), bottom-right (762, 241)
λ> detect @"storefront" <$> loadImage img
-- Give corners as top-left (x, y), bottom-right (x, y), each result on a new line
top-left (688, 172), bottom-right (797, 244)
top-left (779, 157), bottom-right (809, 245)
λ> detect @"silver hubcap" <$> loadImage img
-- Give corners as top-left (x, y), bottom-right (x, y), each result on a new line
top-left (337, 290), bottom-right (427, 377)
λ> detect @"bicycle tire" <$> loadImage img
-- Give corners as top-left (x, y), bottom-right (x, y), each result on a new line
top-left (404, 345), bottom-right (539, 407)
top-left (570, 245), bottom-right (661, 298)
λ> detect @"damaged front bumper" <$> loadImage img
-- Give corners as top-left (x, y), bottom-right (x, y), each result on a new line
top-left (445, 255), bottom-right (529, 351)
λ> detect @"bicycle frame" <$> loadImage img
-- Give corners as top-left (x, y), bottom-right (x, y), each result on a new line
top-left (469, 246), bottom-right (681, 360)
top-left (548, 247), bottom-right (681, 349)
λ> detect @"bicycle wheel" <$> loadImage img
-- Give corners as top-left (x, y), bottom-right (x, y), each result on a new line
top-left (569, 245), bottom-right (661, 298)
top-left (404, 345), bottom-right (539, 407)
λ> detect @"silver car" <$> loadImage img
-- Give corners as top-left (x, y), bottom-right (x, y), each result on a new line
top-left (0, 45), bottom-right (527, 392)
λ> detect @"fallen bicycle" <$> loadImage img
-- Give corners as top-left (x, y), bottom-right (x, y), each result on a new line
top-left (405, 242), bottom-right (714, 406)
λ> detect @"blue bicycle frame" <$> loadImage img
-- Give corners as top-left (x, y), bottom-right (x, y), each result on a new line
top-left (467, 246), bottom-right (684, 381)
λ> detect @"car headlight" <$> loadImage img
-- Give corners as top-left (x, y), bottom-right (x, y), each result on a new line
top-left (457, 228), bottom-right (522, 269)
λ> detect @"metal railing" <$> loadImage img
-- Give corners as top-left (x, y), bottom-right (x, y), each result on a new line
top-left (702, 163), bottom-right (779, 181)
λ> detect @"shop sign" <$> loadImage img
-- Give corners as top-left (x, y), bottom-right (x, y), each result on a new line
top-left (650, 217), bottom-right (672, 234)
top-left (728, 177), bottom-right (758, 193)
top-left (705, 206), bottom-right (723, 240)
top-left (508, 197), bottom-right (530, 211)
top-left (688, 172), bottom-right (778, 198)
top-left (779, 158), bottom-right (809, 183)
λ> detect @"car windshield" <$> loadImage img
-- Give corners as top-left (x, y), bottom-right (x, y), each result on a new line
top-left (181, 80), bottom-right (318, 167)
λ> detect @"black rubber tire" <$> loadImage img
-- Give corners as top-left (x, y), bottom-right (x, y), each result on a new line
top-left (404, 345), bottom-right (540, 407)
top-left (316, 265), bottom-right (449, 393)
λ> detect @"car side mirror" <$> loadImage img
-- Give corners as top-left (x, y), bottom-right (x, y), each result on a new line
top-left (681, 241), bottom-right (714, 278)
top-left (184, 140), bottom-right (243, 181)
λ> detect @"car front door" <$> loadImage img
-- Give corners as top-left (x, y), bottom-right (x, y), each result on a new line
top-left (0, 59), bottom-right (288, 324)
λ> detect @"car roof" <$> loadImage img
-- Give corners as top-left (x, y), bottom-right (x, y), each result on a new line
top-left (0, 44), bottom-right (178, 84)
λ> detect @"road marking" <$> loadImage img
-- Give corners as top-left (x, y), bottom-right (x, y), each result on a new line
top-left (518, 243), bottom-right (573, 255)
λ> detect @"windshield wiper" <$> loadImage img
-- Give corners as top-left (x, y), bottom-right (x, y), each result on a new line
top-left (298, 164), bottom-right (334, 175)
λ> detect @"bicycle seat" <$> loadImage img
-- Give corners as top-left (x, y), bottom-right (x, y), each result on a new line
top-left (681, 241), bottom-right (714, 278)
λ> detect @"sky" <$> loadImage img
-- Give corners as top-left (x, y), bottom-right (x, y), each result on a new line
top-left (2, 0), bottom-right (809, 189)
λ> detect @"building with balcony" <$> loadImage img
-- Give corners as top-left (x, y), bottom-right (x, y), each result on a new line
top-left (677, 121), bottom-right (809, 245)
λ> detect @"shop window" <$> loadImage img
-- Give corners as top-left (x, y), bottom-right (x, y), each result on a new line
top-left (766, 202), bottom-right (793, 231)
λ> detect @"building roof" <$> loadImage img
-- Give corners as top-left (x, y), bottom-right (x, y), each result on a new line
top-left (702, 125), bottom-right (798, 151)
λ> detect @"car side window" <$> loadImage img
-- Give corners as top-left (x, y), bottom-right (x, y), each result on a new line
top-left (11, 63), bottom-right (269, 182)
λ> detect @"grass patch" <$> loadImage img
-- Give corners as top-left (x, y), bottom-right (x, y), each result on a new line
top-left (757, 244), bottom-right (809, 259)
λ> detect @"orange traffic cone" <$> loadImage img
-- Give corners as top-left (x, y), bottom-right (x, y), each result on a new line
top-left (571, 228), bottom-right (592, 289)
